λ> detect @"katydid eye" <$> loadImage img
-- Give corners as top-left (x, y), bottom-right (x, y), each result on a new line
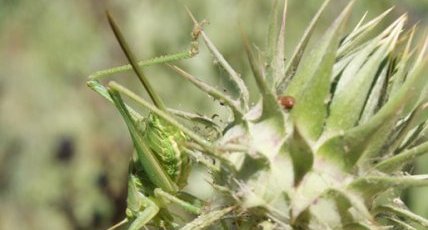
top-left (278, 96), bottom-right (295, 110)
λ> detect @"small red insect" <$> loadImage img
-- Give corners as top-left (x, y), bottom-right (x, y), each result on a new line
top-left (278, 95), bottom-right (295, 110)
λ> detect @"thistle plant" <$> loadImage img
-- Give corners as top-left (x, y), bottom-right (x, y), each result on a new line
top-left (88, 0), bottom-right (428, 229)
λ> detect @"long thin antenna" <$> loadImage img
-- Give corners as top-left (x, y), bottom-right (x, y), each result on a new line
top-left (106, 11), bottom-right (166, 111)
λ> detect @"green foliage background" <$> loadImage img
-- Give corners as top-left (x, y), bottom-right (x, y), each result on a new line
top-left (0, 0), bottom-right (427, 229)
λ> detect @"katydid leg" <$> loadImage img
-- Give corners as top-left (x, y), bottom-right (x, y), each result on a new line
top-left (154, 188), bottom-right (201, 215)
top-left (89, 16), bottom-right (204, 81)
top-left (128, 199), bottom-right (160, 230)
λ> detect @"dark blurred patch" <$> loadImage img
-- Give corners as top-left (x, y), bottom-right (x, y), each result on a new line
top-left (110, 187), bottom-right (127, 229)
top-left (96, 170), bottom-right (128, 228)
top-left (97, 173), bottom-right (109, 189)
top-left (58, 196), bottom-right (109, 230)
top-left (92, 211), bottom-right (103, 229)
top-left (59, 200), bottom-right (85, 230)
top-left (55, 136), bottom-right (75, 163)
top-left (0, 139), bottom-right (22, 192)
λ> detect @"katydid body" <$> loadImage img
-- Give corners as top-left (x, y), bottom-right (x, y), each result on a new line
top-left (107, 89), bottom-right (201, 229)
top-left (90, 9), bottom-right (236, 230)
top-left (97, 12), bottom-right (205, 230)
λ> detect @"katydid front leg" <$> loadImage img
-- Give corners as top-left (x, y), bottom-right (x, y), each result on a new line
top-left (89, 17), bottom-right (205, 81)
top-left (126, 175), bottom-right (160, 230)
top-left (108, 177), bottom-right (203, 230)
top-left (106, 174), bottom-right (160, 230)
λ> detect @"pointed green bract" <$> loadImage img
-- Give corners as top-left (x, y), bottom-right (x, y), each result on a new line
top-left (288, 126), bottom-right (313, 185)
top-left (286, 0), bottom-right (354, 142)
top-left (266, 0), bottom-right (287, 87)
top-left (375, 205), bottom-right (428, 228)
top-left (180, 206), bottom-right (234, 230)
top-left (277, 0), bottom-right (331, 93)
top-left (324, 19), bottom-right (404, 135)
top-left (168, 64), bottom-right (244, 120)
top-left (242, 29), bottom-right (282, 120)
top-left (337, 8), bottom-right (393, 58)
top-left (349, 175), bottom-right (428, 200)
top-left (375, 141), bottom-right (428, 173)
top-left (185, 8), bottom-right (250, 107)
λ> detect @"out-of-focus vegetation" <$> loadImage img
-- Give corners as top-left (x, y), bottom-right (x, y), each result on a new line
top-left (0, 0), bottom-right (427, 229)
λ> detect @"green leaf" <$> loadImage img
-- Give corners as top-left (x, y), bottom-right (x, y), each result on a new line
top-left (267, 0), bottom-right (281, 67)
top-left (286, 0), bottom-right (354, 142)
top-left (375, 205), bottom-right (428, 228)
top-left (317, 32), bottom-right (428, 171)
top-left (349, 175), bottom-right (428, 200)
top-left (242, 29), bottom-right (282, 120)
top-left (185, 8), bottom-right (250, 106)
top-left (382, 217), bottom-right (418, 230)
top-left (357, 59), bottom-right (390, 124)
top-left (402, 102), bottom-right (428, 136)
top-left (386, 25), bottom-right (416, 99)
top-left (375, 141), bottom-right (428, 173)
top-left (180, 206), bottom-right (234, 230)
top-left (267, 0), bottom-right (288, 86)
top-left (307, 189), bottom-right (372, 228)
top-left (324, 18), bottom-right (403, 135)
top-left (290, 172), bottom-right (331, 220)
top-left (294, 189), bottom-right (373, 229)
top-left (332, 49), bottom-right (359, 78)
top-left (167, 108), bottom-right (222, 140)
top-left (355, 35), bottom-right (428, 165)
top-left (288, 126), bottom-right (313, 185)
top-left (276, 0), bottom-right (331, 93)
top-left (337, 8), bottom-right (393, 58)
top-left (384, 99), bottom-right (428, 156)
top-left (168, 64), bottom-right (244, 120)
top-left (411, 123), bottom-right (428, 146)
top-left (341, 223), bottom-right (373, 230)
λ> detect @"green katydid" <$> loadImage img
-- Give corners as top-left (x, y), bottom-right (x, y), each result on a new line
top-left (100, 12), bottom-right (208, 230)
top-left (88, 9), bottom-right (240, 229)
top-left (107, 89), bottom-right (202, 230)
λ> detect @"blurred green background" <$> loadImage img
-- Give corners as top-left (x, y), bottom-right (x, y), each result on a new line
top-left (0, 0), bottom-right (427, 229)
